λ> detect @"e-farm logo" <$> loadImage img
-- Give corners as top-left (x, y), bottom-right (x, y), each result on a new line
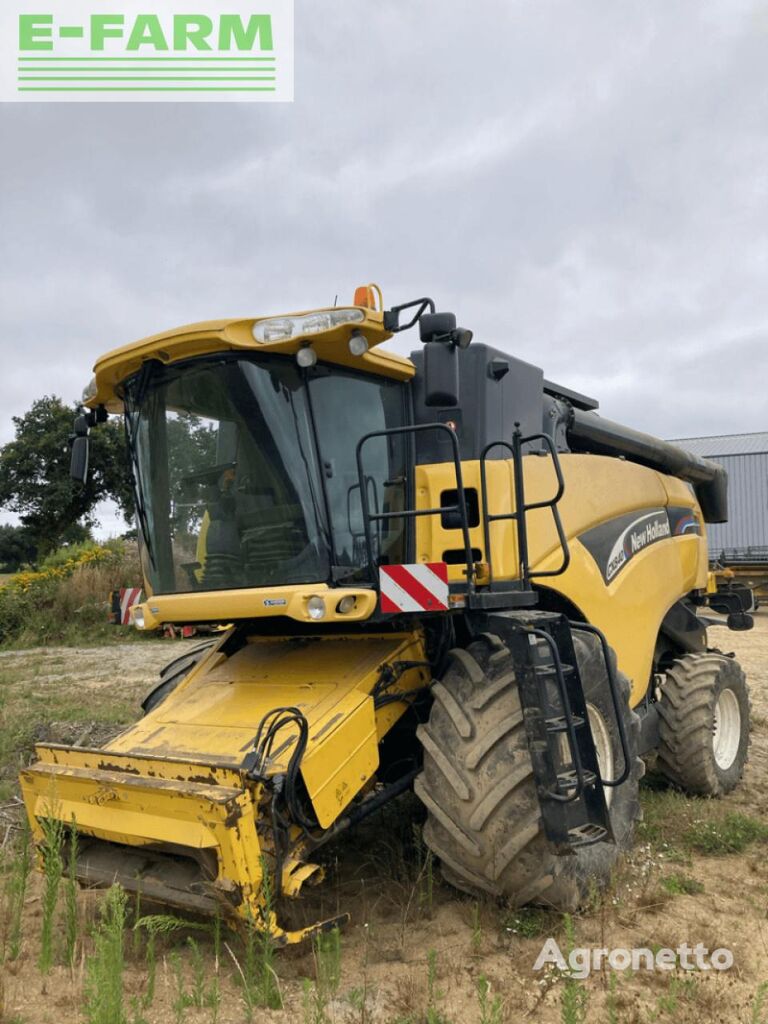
top-left (0, 0), bottom-right (293, 102)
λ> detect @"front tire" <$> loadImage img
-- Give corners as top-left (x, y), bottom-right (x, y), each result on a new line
top-left (414, 631), bottom-right (643, 910)
top-left (141, 640), bottom-right (215, 715)
top-left (656, 652), bottom-right (750, 796)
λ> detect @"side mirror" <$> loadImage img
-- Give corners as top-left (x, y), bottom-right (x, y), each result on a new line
top-left (70, 436), bottom-right (89, 483)
top-left (420, 310), bottom-right (472, 407)
top-left (424, 340), bottom-right (459, 407)
top-left (70, 414), bottom-right (90, 483)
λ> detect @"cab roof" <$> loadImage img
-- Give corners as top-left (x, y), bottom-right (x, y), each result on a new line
top-left (87, 303), bottom-right (415, 411)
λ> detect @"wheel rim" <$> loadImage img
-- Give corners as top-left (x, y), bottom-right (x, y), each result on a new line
top-left (587, 703), bottom-right (615, 808)
top-left (712, 688), bottom-right (741, 771)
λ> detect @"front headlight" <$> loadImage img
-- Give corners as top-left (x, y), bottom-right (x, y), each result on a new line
top-left (132, 606), bottom-right (145, 629)
top-left (252, 308), bottom-right (364, 344)
top-left (306, 596), bottom-right (327, 620)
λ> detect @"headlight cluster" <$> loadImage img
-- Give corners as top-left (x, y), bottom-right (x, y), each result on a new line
top-left (252, 308), bottom-right (364, 344)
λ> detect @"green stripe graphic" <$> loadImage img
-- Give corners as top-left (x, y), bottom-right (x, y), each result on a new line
top-left (17, 69), bottom-right (276, 74)
top-left (18, 86), bottom-right (276, 91)
top-left (19, 76), bottom-right (276, 81)
top-left (18, 56), bottom-right (276, 61)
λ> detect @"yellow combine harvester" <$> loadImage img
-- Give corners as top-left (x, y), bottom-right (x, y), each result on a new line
top-left (20, 286), bottom-right (751, 942)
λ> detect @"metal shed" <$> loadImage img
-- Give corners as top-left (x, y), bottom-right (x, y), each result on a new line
top-left (668, 432), bottom-right (768, 563)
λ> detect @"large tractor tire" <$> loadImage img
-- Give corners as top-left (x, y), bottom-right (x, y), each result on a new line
top-left (656, 652), bottom-right (750, 796)
top-left (414, 631), bottom-right (643, 910)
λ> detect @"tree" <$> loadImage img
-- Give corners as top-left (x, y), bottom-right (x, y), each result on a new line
top-left (0, 396), bottom-right (134, 555)
top-left (0, 524), bottom-right (38, 571)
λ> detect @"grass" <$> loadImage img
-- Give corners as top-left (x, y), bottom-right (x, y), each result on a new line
top-left (659, 873), bottom-right (705, 896)
top-left (425, 949), bottom-right (449, 1024)
top-left (0, 618), bottom-right (764, 1022)
top-left (682, 812), bottom-right (768, 855)
top-left (2, 822), bottom-right (31, 962)
top-left (502, 905), bottom-right (560, 939)
top-left (750, 981), bottom-right (768, 1024)
top-left (476, 974), bottom-right (503, 1024)
top-left (639, 786), bottom-right (768, 858)
top-left (64, 819), bottom-right (79, 968)
top-left (300, 926), bottom-right (343, 1024)
top-left (83, 885), bottom-right (128, 1024)
top-left (133, 913), bottom-right (210, 1012)
top-left (38, 808), bottom-right (65, 974)
top-left (0, 541), bottom-right (145, 649)
top-left (0, 644), bottom-right (170, 806)
top-left (559, 915), bottom-right (588, 1024)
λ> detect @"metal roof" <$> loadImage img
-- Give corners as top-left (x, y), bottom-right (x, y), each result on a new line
top-left (668, 431), bottom-right (768, 458)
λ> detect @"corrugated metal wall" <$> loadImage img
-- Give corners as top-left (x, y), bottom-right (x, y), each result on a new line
top-left (705, 452), bottom-right (768, 556)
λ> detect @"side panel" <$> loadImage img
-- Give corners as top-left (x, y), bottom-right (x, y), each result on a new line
top-left (415, 454), bottom-right (707, 704)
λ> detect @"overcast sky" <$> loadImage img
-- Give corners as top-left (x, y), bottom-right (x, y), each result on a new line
top-left (1, 1), bottom-right (767, 533)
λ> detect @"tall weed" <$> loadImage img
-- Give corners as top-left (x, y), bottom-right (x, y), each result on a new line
top-left (3, 822), bottom-right (31, 962)
top-left (84, 885), bottom-right (128, 1024)
top-left (38, 812), bottom-right (65, 973)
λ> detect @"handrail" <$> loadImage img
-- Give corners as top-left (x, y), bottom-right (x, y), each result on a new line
top-left (355, 423), bottom-right (475, 592)
top-left (479, 427), bottom-right (570, 588)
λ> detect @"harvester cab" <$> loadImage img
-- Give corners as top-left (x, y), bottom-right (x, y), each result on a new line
top-left (22, 285), bottom-right (751, 942)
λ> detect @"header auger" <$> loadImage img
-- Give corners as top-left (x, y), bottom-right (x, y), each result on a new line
top-left (21, 284), bottom-right (750, 942)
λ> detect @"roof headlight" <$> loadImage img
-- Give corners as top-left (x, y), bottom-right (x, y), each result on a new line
top-left (296, 346), bottom-right (318, 368)
top-left (348, 331), bottom-right (369, 356)
top-left (302, 312), bottom-right (332, 335)
top-left (252, 308), bottom-right (364, 344)
top-left (259, 318), bottom-right (294, 343)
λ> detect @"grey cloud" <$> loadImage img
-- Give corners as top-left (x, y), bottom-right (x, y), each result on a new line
top-left (1, 0), bottom-right (766, 469)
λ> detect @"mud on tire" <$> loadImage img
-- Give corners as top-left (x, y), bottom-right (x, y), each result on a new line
top-left (414, 631), bottom-right (644, 910)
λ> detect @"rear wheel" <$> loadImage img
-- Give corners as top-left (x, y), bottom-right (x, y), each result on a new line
top-left (414, 631), bottom-right (643, 910)
top-left (656, 652), bottom-right (750, 796)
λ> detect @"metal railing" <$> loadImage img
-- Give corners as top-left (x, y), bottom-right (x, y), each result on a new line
top-left (355, 423), bottom-right (476, 592)
top-left (479, 426), bottom-right (570, 589)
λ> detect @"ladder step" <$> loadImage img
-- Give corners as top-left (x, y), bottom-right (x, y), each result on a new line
top-left (545, 714), bottom-right (585, 733)
top-left (568, 823), bottom-right (608, 848)
top-left (535, 663), bottom-right (575, 679)
top-left (554, 768), bottom-right (598, 793)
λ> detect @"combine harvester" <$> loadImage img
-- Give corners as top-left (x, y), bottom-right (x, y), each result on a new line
top-left (20, 286), bottom-right (751, 942)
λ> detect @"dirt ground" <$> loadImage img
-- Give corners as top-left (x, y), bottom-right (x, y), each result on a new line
top-left (1, 618), bottom-right (767, 1024)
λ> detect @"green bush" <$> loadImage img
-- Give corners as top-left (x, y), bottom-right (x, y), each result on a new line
top-left (39, 540), bottom-right (103, 571)
top-left (0, 541), bottom-right (144, 647)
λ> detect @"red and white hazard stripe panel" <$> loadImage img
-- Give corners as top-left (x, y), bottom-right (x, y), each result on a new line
top-left (379, 563), bottom-right (449, 614)
top-left (119, 587), bottom-right (143, 626)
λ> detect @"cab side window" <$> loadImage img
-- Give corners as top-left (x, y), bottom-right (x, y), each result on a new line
top-left (309, 371), bottom-right (407, 573)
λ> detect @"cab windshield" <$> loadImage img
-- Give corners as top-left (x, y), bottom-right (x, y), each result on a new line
top-left (123, 355), bottom-right (407, 595)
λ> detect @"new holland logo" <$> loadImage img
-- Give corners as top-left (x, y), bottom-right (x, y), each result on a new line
top-left (579, 506), bottom-right (697, 586)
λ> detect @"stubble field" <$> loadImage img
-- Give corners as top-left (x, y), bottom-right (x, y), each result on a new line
top-left (1, 616), bottom-right (767, 1024)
